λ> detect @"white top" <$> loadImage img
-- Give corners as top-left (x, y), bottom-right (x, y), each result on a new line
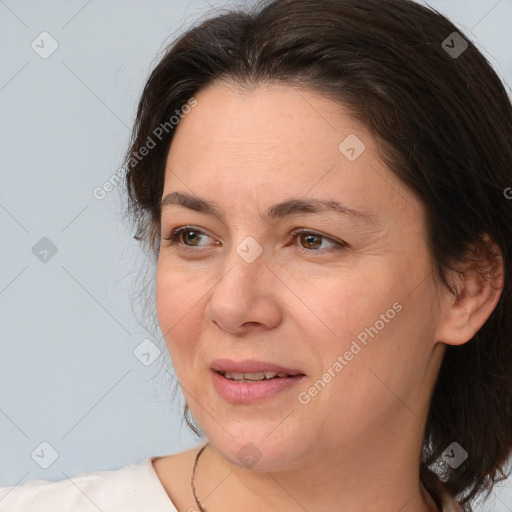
top-left (0, 457), bottom-right (177, 512)
top-left (0, 456), bottom-right (463, 512)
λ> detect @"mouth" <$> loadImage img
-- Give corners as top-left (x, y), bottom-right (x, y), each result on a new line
top-left (210, 358), bottom-right (306, 377)
top-left (209, 359), bottom-right (307, 404)
top-left (218, 370), bottom-right (300, 382)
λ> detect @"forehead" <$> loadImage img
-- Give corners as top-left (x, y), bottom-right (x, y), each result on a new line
top-left (168, 82), bottom-right (365, 166)
top-left (163, 82), bottom-right (421, 224)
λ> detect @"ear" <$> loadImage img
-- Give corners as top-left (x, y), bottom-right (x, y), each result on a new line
top-left (435, 234), bottom-right (504, 346)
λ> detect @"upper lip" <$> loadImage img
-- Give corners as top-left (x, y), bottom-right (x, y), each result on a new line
top-left (210, 358), bottom-right (305, 376)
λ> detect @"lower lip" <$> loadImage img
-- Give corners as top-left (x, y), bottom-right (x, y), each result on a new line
top-left (211, 370), bottom-right (306, 404)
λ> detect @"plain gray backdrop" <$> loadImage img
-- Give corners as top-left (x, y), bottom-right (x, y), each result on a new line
top-left (1, 0), bottom-right (511, 510)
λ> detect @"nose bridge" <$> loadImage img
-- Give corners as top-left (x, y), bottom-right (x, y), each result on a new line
top-left (220, 234), bottom-right (267, 291)
top-left (205, 234), bottom-right (282, 332)
top-left (234, 234), bottom-right (265, 267)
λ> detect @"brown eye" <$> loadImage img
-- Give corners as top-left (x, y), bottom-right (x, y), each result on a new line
top-left (298, 232), bottom-right (323, 250)
top-left (290, 229), bottom-right (347, 254)
top-left (181, 229), bottom-right (203, 246)
top-left (164, 226), bottom-right (215, 248)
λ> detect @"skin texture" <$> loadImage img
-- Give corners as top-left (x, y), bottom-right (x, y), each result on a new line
top-left (153, 83), bottom-right (503, 512)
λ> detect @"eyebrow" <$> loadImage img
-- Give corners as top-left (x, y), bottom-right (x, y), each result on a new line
top-left (161, 191), bottom-right (378, 225)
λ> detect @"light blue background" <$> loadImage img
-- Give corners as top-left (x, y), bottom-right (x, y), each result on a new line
top-left (1, 0), bottom-right (511, 510)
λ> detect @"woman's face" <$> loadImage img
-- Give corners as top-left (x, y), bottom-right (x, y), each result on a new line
top-left (156, 83), bottom-right (445, 471)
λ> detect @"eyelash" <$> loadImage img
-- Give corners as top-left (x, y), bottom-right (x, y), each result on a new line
top-left (162, 226), bottom-right (347, 255)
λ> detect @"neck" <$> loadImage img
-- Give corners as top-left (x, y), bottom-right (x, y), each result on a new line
top-left (192, 412), bottom-right (439, 512)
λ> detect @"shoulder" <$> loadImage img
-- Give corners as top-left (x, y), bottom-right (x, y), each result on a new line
top-left (0, 456), bottom-right (177, 512)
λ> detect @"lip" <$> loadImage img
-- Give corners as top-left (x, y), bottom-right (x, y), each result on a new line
top-left (211, 369), bottom-right (306, 404)
top-left (210, 358), bottom-right (305, 376)
top-left (209, 359), bottom-right (307, 405)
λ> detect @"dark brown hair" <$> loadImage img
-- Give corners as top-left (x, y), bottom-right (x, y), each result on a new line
top-left (124, 0), bottom-right (512, 508)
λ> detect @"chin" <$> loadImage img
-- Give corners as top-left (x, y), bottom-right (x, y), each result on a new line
top-left (205, 429), bottom-right (308, 472)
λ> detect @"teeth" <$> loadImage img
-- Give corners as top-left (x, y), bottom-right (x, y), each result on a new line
top-left (223, 371), bottom-right (291, 381)
top-left (243, 372), bottom-right (267, 381)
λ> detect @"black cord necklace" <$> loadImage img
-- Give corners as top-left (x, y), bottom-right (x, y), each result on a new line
top-left (190, 442), bottom-right (444, 512)
top-left (191, 443), bottom-right (209, 512)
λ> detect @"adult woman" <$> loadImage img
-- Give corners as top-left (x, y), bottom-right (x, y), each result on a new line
top-left (1, 0), bottom-right (511, 511)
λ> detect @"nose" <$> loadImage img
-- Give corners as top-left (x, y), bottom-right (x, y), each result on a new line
top-left (204, 243), bottom-right (283, 335)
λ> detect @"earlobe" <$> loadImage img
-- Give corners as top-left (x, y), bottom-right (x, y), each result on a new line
top-left (435, 236), bottom-right (504, 347)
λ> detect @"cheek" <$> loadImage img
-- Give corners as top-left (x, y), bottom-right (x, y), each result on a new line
top-left (287, 260), bottom-right (400, 354)
top-left (324, 288), bottom-right (436, 426)
top-left (155, 262), bottom-right (207, 367)
top-left (291, 255), bottom-right (436, 404)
